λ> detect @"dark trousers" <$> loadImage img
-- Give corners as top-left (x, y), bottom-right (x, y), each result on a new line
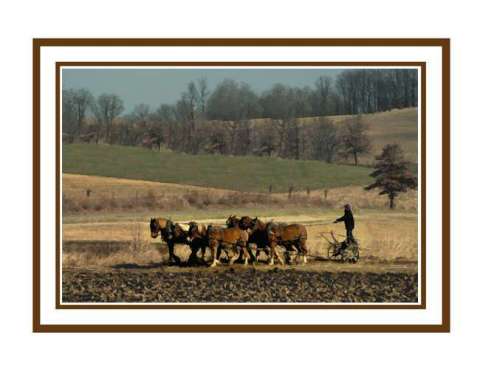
top-left (346, 229), bottom-right (355, 243)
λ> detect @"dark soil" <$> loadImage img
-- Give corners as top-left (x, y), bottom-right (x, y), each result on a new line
top-left (62, 267), bottom-right (418, 303)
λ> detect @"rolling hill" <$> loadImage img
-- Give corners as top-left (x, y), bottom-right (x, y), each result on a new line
top-left (63, 144), bottom-right (372, 193)
top-left (305, 107), bottom-right (419, 163)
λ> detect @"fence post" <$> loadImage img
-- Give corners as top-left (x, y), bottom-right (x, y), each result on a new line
top-left (288, 185), bottom-right (294, 199)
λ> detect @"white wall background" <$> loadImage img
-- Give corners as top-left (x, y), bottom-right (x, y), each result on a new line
top-left (0, 0), bottom-right (474, 368)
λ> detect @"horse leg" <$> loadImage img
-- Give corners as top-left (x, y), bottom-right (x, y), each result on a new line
top-left (216, 243), bottom-right (224, 262)
top-left (285, 246), bottom-right (292, 265)
top-left (274, 246), bottom-right (284, 265)
top-left (226, 243), bottom-right (240, 265)
top-left (260, 247), bottom-right (270, 262)
top-left (268, 242), bottom-right (277, 265)
top-left (246, 243), bottom-right (256, 264)
top-left (209, 241), bottom-right (219, 267)
top-left (228, 250), bottom-right (236, 265)
top-left (187, 244), bottom-right (199, 266)
top-left (240, 243), bottom-right (250, 266)
top-left (289, 245), bottom-right (299, 264)
top-left (299, 239), bottom-right (308, 264)
top-left (167, 241), bottom-right (180, 265)
top-left (237, 247), bottom-right (245, 263)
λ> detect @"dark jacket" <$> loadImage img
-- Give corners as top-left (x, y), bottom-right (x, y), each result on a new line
top-left (336, 209), bottom-right (355, 231)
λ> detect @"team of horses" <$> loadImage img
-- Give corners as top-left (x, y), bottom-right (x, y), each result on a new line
top-left (149, 215), bottom-right (308, 267)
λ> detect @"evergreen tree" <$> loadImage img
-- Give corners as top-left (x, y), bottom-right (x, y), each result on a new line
top-left (365, 144), bottom-right (417, 209)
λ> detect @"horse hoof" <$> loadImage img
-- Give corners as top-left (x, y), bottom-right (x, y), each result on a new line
top-left (209, 260), bottom-right (218, 268)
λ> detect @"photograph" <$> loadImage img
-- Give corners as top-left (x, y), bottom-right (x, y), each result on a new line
top-left (4, 0), bottom-right (473, 364)
top-left (60, 65), bottom-right (422, 306)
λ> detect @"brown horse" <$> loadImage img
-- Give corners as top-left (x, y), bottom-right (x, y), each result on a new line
top-left (187, 221), bottom-right (209, 264)
top-left (149, 218), bottom-right (187, 265)
top-left (225, 215), bottom-right (241, 228)
top-left (238, 216), bottom-right (255, 230)
top-left (248, 218), bottom-right (283, 264)
top-left (206, 225), bottom-right (250, 267)
top-left (266, 222), bottom-right (308, 264)
top-left (226, 215), bottom-right (260, 262)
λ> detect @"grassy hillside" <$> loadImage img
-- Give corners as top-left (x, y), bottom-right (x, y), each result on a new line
top-left (245, 107), bottom-right (418, 164)
top-left (357, 108), bottom-right (418, 163)
top-left (63, 144), bottom-right (372, 193)
top-left (321, 108), bottom-right (418, 164)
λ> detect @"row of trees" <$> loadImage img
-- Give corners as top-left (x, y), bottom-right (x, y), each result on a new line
top-left (166, 69), bottom-right (418, 122)
top-left (63, 69), bottom-right (416, 165)
top-left (63, 69), bottom-right (417, 131)
top-left (63, 89), bottom-right (124, 143)
top-left (65, 108), bottom-right (371, 165)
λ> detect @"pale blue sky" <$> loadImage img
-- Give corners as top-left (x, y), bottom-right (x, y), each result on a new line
top-left (62, 68), bottom-right (342, 113)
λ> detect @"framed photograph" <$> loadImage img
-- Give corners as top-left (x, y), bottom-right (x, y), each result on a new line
top-left (33, 38), bottom-right (450, 332)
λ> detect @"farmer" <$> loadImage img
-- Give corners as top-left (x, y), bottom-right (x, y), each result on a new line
top-left (334, 204), bottom-right (355, 244)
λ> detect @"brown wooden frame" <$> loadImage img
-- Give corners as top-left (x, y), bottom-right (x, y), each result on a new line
top-left (33, 38), bottom-right (450, 332)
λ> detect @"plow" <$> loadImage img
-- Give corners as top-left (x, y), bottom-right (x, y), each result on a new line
top-left (319, 231), bottom-right (360, 263)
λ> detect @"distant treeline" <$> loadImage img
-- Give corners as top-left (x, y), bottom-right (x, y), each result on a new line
top-left (62, 69), bottom-right (417, 165)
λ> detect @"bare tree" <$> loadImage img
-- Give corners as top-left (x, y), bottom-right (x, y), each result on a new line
top-left (292, 87), bottom-right (313, 117)
top-left (253, 124), bottom-right (277, 157)
top-left (186, 82), bottom-right (199, 120)
top-left (94, 94), bottom-right (124, 144)
top-left (312, 76), bottom-right (332, 116)
top-left (311, 118), bottom-right (339, 163)
top-left (183, 82), bottom-right (201, 154)
top-left (260, 83), bottom-right (295, 120)
top-left (132, 104), bottom-right (150, 124)
top-left (62, 89), bottom-right (94, 137)
top-left (338, 115), bottom-right (371, 165)
top-left (284, 120), bottom-right (302, 160)
top-left (62, 89), bottom-right (76, 135)
top-left (197, 77), bottom-right (209, 117)
top-left (207, 79), bottom-right (261, 121)
top-left (71, 89), bottom-right (94, 135)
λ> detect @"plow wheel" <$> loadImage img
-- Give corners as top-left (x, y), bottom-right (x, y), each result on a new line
top-left (327, 244), bottom-right (343, 261)
top-left (342, 246), bottom-right (360, 263)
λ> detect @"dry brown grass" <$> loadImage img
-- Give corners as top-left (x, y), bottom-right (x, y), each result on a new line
top-left (63, 222), bottom-right (172, 268)
top-left (62, 174), bottom-right (417, 215)
top-left (307, 217), bottom-right (418, 263)
top-left (279, 186), bottom-right (417, 212)
top-left (62, 243), bottom-right (165, 268)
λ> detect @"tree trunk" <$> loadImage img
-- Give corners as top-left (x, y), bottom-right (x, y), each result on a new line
top-left (353, 151), bottom-right (358, 166)
top-left (106, 122), bottom-right (111, 144)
